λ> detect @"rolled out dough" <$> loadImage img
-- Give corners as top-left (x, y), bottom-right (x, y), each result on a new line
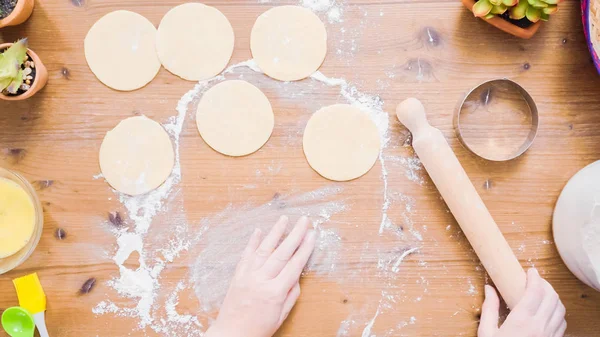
top-left (196, 80), bottom-right (274, 157)
top-left (99, 115), bottom-right (175, 196)
top-left (303, 104), bottom-right (380, 181)
top-left (553, 160), bottom-right (600, 291)
top-left (85, 10), bottom-right (161, 91)
top-left (157, 3), bottom-right (234, 81)
top-left (250, 5), bottom-right (327, 81)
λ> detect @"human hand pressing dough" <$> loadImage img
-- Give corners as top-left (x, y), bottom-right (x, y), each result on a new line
top-left (479, 268), bottom-right (567, 337)
top-left (205, 216), bottom-right (317, 337)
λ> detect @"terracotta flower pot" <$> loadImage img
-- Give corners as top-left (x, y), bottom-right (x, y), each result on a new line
top-left (0, 0), bottom-right (34, 28)
top-left (462, 0), bottom-right (542, 39)
top-left (0, 43), bottom-right (48, 101)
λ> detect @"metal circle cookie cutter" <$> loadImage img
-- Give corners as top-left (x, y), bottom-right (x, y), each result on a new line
top-left (454, 79), bottom-right (539, 162)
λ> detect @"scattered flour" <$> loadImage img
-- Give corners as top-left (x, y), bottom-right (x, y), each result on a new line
top-left (466, 278), bottom-right (478, 295)
top-left (93, 69), bottom-right (202, 332)
top-left (302, 0), bottom-right (335, 11)
top-left (191, 186), bottom-right (347, 311)
top-left (301, 0), bottom-right (344, 23)
top-left (258, 0), bottom-right (344, 23)
top-left (361, 307), bottom-right (380, 337)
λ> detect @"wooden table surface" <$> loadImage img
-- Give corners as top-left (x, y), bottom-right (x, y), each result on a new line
top-left (2, 0), bottom-right (600, 336)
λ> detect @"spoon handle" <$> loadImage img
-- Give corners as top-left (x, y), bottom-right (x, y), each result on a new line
top-left (33, 313), bottom-right (49, 337)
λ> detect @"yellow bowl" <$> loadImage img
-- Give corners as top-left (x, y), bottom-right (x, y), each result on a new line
top-left (0, 168), bottom-right (44, 274)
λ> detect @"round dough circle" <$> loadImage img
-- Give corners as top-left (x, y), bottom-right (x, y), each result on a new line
top-left (553, 160), bottom-right (600, 291)
top-left (303, 104), bottom-right (381, 181)
top-left (250, 5), bottom-right (327, 81)
top-left (85, 10), bottom-right (161, 91)
top-left (157, 3), bottom-right (234, 81)
top-left (196, 80), bottom-right (274, 157)
top-left (100, 116), bottom-right (175, 196)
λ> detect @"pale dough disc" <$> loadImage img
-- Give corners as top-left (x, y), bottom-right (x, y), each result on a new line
top-left (85, 10), bottom-right (161, 91)
top-left (303, 104), bottom-right (380, 181)
top-left (553, 160), bottom-right (600, 291)
top-left (250, 5), bottom-right (327, 81)
top-left (157, 3), bottom-right (234, 81)
top-left (99, 116), bottom-right (174, 196)
top-left (196, 80), bottom-right (274, 156)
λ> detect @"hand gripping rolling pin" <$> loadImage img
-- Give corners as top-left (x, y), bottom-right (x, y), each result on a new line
top-left (396, 98), bottom-right (526, 309)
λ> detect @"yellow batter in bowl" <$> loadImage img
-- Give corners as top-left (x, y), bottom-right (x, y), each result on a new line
top-left (0, 168), bottom-right (43, 274)
top-left (0, 176), bottom-right (36, 258)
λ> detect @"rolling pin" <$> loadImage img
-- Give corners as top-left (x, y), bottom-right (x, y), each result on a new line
top-left (396, 98), bottom-right (526, 309)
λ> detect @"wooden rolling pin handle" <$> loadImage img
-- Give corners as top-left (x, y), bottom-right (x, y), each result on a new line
top-left (396, 98), bottom-right (527, 309)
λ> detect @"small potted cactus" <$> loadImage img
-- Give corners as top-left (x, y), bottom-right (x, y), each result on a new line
top-left (462, 0), bottom-right (560, 39)
top-left (0, 0), bottom-right (34, 28)
top-left (0, 39), bottom-right (48, 101)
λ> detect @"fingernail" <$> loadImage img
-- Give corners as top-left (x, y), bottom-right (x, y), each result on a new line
top-left (279, 215), bottom-right (289, 223)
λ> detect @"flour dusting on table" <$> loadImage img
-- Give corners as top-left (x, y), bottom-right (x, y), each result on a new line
top-left (191, 186), bottom-right (346, 311)
top-left (92, 76), bottom-right (201, 332)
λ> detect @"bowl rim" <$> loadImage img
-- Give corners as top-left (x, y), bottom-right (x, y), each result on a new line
top-left (583, 0), bottom-right (600, 74)
top-left (0, 167), bottom-right (44, 275)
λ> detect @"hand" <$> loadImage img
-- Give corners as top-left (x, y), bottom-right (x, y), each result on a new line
top-left (478, 268), bottom-right (567, 337)
top-left (205, 216), bottom-right (317, 337)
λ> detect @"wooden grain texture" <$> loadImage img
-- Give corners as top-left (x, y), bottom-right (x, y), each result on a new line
top-left (2, 0), bottom-right (600, 336)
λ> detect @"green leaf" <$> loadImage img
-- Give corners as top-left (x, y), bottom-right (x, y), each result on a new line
top-left (0, 39), bottom-right (28, 67)
top-left (540, 12), bottom-right (549, 21)
top-left (540, 0), bottom-right (559, 4)
top-left (526, 5), bottom-right (542, 22)
top-left (485, 13), bottom-right (496, 19)
top-left (510, 0), bottom-right (529, 19)
top-left (491, 4), bottom-right (508, 14)
top-left (0, 58), bottom-right (19, 81)
top-left (502, 0), bottom-right (519, 6)
top-left (490, 0), bottom-right (503, 6)
top-left (0, 76), bottom-right (12, 92)
top-left (0, 39), bottom-right (28, 90)
top-left (473, 0), bottom-right (494, 17)
top-left (527, 0), bottom-right (536, 5)
top-left (543, 4), bottom-right (558, 14)
top-left (5, 69), bottom-right (23, 94)
top-left (533, 0), bottom-right (548, 8)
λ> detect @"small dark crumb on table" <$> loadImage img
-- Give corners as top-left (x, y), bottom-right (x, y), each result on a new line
top-left (61, 67), bottom-right (71, 79)
top-left (108, 211), bottom-right (124, 227)
top-left (55, 228), bottom-right (67, 240)
top-left (483, 179), bottom-right (493, 190)
top-left (79, 277), bottom-right (97, 294)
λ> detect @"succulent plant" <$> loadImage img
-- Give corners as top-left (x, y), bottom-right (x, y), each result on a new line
top-left (473, 0), bottom-right (560, 22)
top-left (0, 38), bottom-right (28, 95)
